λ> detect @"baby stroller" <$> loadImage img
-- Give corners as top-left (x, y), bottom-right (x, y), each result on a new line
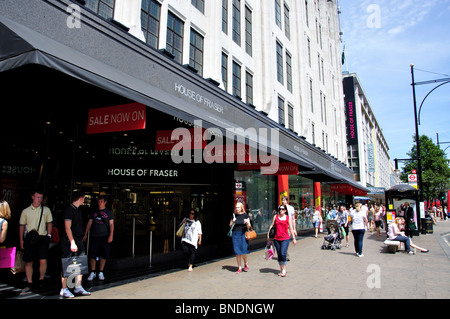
top-left (321, 220), bottom-right (342, 250)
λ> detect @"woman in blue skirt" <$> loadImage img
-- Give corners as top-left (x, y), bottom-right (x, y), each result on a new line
top-left (229, 202), bottom-right (251, 273)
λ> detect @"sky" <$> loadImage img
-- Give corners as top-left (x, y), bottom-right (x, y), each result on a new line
top-left (338, 0), bottom-right (450, 169)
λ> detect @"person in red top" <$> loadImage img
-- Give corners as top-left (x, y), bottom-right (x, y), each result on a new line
top-left (267, 205), bottom-right (296, 277)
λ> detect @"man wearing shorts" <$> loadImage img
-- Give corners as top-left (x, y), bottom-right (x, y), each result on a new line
top-left (60, 191), bottom-right (91, 298)
top-left (84, 195), bottom-right (114, 281)
top-left (19, 190), bottom-right (53, 293)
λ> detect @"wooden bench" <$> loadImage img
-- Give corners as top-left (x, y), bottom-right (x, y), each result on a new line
top-left (384, 239), bottom-right (404, 254)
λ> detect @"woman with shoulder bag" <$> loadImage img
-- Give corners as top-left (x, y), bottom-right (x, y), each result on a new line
top-left (181, 209), bottom-right (202, 272)
top-left (267, 205), bottom-right (296, 277)
top-left (230, 202), bottom-right (251, 274)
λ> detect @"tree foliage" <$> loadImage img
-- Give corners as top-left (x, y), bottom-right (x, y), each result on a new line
top-left (401, 135), bottom-right (450, 201)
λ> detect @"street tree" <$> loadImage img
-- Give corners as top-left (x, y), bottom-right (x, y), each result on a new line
top-left (401, 135), bottom-right (450, 203)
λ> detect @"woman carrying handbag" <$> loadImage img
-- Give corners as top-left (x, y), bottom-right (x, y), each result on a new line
top-left (267, 205), bottom-right (296, 277)
top-left (180, 209), bottom-right (202, 272)
top-left (229, 202), bottom-right (251, 274)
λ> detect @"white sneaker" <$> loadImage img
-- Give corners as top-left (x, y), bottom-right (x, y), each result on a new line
top-left (60, 288), bottom-right (74, 298)
top-left (87, 272), bottom-right (96, 281)
top-left (98, 272), bottom-right (105, 280)
top-left (74, 286), bottom-right (91, 296)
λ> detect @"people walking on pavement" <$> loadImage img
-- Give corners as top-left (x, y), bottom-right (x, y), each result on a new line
top-left (181, 209), bottom-right (202, 272)
top-left (349, 203), bottom-right (367, 257)
top-left (84, 195), bottom-right (114, 281)
top-left (267, 205), bottom-right (296, 277)
top-left (311, 206), bottom-right (322, 238)
top-left (336, 205), bottom-right (349, 247)
top-left (373, 205), bottom-right (383, 236)
top-left (19, 190), bottom-right (53, 293)
top-left (388, 217), bottom-right (429, 254)
top-left (230, 202), bottom-right (251, 274)
top-left (403, 202), bottom-right (415, 238)
top-left (60, 191), bottom-right (91, 298)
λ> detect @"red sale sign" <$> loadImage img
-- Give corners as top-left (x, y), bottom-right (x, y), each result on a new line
top-left (87, 103), bottom-right (146, 134)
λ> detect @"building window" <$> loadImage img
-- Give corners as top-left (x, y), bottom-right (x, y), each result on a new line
top-left (311, 123), bottom-right (315, 145)
top-left (222, 52), bottom-right (228, 91)
top-left (305, 0), bottom-right (309, 27)
top-left (320, 91), bottom-right (323, 122)
top-left (284, 3), bottom-right (290, 39)
top-left (222, 0), bottom-right (228, 34)
top-left (86, 0), bottom-right (115, 20)
top-left (288, 104), bottom-right (294, 131)
top-left (286, 51), bottom-right (293, 92)
top-left (275, 0), bottom-right (282, 28)
top-left (189, 29), bottom-right (204, 76)
top-left (191, 0), bottom-right (205, 14)
top-left (278, 96), bottom-right (285, 126)
top-left (141, 0), bottom-right (161, 49)
top-left (276, 41), bottom-right (284, 84)
top-left (166, 12), bottom-right (184, 64)
top-left (232, 61), bottom-right (241, 98)
top-left (245, 6), bottom-right (253, 56)
top-left (309, 78), bottom-right (314, 113)
top-left (232, 0), bottom-right (241, 46)
top-left (246, 71), bottom-right (254, 105)
top-left (307, 37), bottom-right (311, 67)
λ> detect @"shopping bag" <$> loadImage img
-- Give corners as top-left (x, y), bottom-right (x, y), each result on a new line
top-left (264, 242), bottom-right (274, 260)
top-left (10, 250), bottom-right (24, 274)
top-left (61, 254), bottom-right (89, 278)
top-left (0, 247), bottom-right (16, 268)
top-left (227, 222), bottom-right (235, 238)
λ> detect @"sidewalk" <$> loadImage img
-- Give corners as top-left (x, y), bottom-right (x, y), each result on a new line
top-left (83, 220), bottom-right (450, 299)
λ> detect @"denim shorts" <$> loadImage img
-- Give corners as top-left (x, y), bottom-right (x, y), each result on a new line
top-left (232, 231), bottom-right (249, 255)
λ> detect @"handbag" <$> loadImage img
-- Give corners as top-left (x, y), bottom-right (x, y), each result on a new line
top-left (61, 253), bottom-right (89, 278)
top-left (10, 250), bottom-right (24, 274)
top-left (245, 227), bottom-right (257, 240)
top-left (176, 221), bottom-right (185, 238)
top-left (268, 226), bottom-right (276, 239)
top-left (0, 247), bottom-right (16, 268)
top-left (26, 206), bottom-right (44, 245)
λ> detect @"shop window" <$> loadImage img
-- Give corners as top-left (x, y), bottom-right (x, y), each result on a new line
top-left (234, 171), bottom-right (276, 235)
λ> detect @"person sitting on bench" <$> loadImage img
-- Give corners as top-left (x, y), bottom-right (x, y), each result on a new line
top-left (388, 217), bottom-right (429, 255)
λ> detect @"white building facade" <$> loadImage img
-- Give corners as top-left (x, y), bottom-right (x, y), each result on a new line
top-left (109, 0), bottom-right (348, 163)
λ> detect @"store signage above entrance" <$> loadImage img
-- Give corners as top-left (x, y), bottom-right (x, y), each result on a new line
top-left (87, 103), bottom-right (146, 134)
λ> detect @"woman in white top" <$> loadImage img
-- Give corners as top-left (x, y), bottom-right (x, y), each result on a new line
top-left (349, 203), bottom-right (367, 257)
top-left (181, 209), bottom-right (202, 271)
top-left (311, 207), bottom-right (322, 238)
top-left (388, 217), bottom-right (428, 254)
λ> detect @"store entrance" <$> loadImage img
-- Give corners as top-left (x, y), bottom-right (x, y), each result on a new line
top-left (76, 182), bottom-right (213, 261)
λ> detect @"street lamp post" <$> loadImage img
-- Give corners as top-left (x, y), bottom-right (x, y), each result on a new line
top-left (411, 65), bottom-right (423, 203)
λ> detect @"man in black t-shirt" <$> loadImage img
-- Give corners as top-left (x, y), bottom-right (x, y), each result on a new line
top-left (84, 195), bottom-right (114, 281)
top-left (60, 191), bottom-right (91, 298)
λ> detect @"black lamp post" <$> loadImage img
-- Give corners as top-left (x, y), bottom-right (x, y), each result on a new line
top-left (410, 65), bottom-right (423, 203)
